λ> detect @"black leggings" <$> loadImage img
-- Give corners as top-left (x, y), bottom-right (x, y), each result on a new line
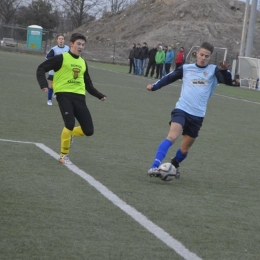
top-left (56, 93), bottom-right (94, 136)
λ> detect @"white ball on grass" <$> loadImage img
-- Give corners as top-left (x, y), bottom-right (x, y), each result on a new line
top-left (158, 163), bottom-right (176, 181)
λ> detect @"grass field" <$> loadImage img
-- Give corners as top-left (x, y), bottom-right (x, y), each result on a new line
top-left (0, 50), bottom-right (260, 260)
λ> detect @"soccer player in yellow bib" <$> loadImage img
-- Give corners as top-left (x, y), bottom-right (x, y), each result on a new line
top-left (37, 33), bottom-right (106, 164)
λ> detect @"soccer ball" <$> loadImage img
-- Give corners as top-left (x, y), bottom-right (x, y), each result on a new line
top-left (158, 163), bottom-right (176, 181)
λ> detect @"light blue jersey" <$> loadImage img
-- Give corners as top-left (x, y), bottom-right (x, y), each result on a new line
top-left (149, 57), bottom-right (232, 171)
top-left (176, 64), bottom-right (218, 117)
top-left (152, 63), bottom-right (232, 117)
top-left (46, 45), bottom-right (70, 76)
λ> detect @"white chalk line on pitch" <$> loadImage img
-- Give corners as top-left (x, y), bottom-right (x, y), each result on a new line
top-left (89, 65), bottom-right (260, 106)
top-left (0, 138), bottom-right (202, 260)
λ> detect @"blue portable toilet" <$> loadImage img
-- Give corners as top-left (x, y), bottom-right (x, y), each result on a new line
top-left (27, 25), bottom-right (43, 50)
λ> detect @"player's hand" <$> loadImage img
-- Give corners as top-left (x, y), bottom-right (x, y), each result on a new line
top-left (42, 88), bottom-right (48, 92)
top-left (147, 84), bottom-right (153, 91)
top-left (219, 61), bottom-right (229, 70)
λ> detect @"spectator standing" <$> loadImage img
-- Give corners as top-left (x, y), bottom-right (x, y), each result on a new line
top-left (134, 43), bottom-right (142, 75)
top-left (128, 43), bottom-right (136, 74)
top-left (155, 46), bottom-right (165, 79)
top-left (165, 45), bottom-right (174, 74)
top-left (256, 78), bottom-right (259, 89)
top-left (175, 47), bottom-right (185, 69)
top-left (162, 45), bottom-right (168, 76)
top-left (141, 42), bottom-right (149, 75)
top-left (144, 44), bottom-right (158, 77)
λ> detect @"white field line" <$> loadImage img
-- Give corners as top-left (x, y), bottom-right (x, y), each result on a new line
top-left (0, 138), bottom-right (202, 260)
top-left (1, 65), bottom-right (259, 106)
top-left (89, 65), bottom-right (260, 105)
top-left (213, 93), bottom-right (260, 105)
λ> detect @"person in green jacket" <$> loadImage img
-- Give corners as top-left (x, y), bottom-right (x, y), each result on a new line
top-left (155, 46), bottom-right (166, 79)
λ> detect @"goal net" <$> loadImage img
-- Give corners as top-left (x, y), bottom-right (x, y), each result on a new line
top-left (238, 56), bottom-right (260, 89)
top-left (185, 46), bottom-right (227, 65)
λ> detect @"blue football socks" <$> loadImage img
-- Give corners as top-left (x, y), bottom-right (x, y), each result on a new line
top-left (48, 87), bottom-right (53, 100)
top-left (151, 139), bottom-right (172, 168)
top-left (175, 148), bottom-right (187, 163)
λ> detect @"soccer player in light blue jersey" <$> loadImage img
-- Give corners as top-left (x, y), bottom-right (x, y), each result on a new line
top-left (46, 34), bottom-right (69, 105)
top-left (146, 42), bottom-right (232, 179)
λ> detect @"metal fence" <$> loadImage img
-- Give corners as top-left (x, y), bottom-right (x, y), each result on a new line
top-left (0, 24), bottom-right (51, 55)
top-left (81, 40), bottom-right (239, 74)
top-left (0, 24), bottom-right (240, 74)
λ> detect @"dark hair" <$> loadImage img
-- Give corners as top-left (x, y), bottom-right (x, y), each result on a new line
top-left (56, 33), bottom-right (64, 39)
top-left (70, 33), bottom-right (87, 43)
top-left (200, 42), bottom-right (214, 54)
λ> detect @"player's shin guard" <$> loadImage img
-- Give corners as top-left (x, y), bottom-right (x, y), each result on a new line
top-left (60, 127), bottom-right (72, 156)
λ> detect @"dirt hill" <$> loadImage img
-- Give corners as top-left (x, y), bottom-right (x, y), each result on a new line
top-left (72, 0), bottom-right (260, 64)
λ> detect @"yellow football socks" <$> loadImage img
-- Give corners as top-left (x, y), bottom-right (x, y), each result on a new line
top-left (72, 126), bottom-right (84, 136)
top-left (60, 126), bottom-right (85, 157)
top-left (60, 127), bottom-right (72, 156)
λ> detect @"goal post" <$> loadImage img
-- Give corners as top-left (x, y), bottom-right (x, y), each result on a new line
top-left (238, 56), bottom-right (260, 89)
top-left (185, 46), bottom-right (228, 65)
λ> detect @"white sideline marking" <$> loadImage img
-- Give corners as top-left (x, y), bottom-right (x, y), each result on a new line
top-left (89, 65), bottom-right (260, 106)
top-left (0, 138), bottom-right (202, 260)
top-left (213, 93), bottom-right (260, 105)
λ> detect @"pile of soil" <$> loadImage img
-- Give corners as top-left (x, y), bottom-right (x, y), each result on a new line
top-left (72, 0), bottom-right (260, 63)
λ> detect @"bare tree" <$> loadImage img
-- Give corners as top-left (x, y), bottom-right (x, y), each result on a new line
top-left (15, 0), bottom-right (59, 30)
top-left (59, 0), bottom-right (104, 29)
top-left (111, 0), bottom-right (124, 13)
top-left (110, 0), bottom-right (134, 13)
top-left (0, 0), bottom-right (23, 24)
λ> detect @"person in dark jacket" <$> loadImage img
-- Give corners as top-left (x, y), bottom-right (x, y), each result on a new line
top-left (140, 42), bottom-right (149, 75)
top-left (128, 43), bottom-right (136, 74)
top-left (134, 43), bottom-right (142, 75)
top-left (144, 44), bottom-right (158, 77)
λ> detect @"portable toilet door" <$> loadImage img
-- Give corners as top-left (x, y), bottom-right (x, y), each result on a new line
top-left (27, 25), bottom-right (43, 50)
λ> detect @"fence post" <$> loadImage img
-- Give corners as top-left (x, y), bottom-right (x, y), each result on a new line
top-left (113, 42), bottom-right (116, 64)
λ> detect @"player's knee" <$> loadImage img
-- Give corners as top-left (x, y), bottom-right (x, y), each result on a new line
top-left (83, 128), bottom-right (94, 136)
top-left (167, 134), bottom-right (178, 143)
top-left (180, 147), bottom-right (189, 154)
top-left (65, 122), bottom-right (75, 131)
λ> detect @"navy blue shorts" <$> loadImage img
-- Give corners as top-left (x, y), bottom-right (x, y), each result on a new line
top-left (170, 108), bottom-right (204, 138)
